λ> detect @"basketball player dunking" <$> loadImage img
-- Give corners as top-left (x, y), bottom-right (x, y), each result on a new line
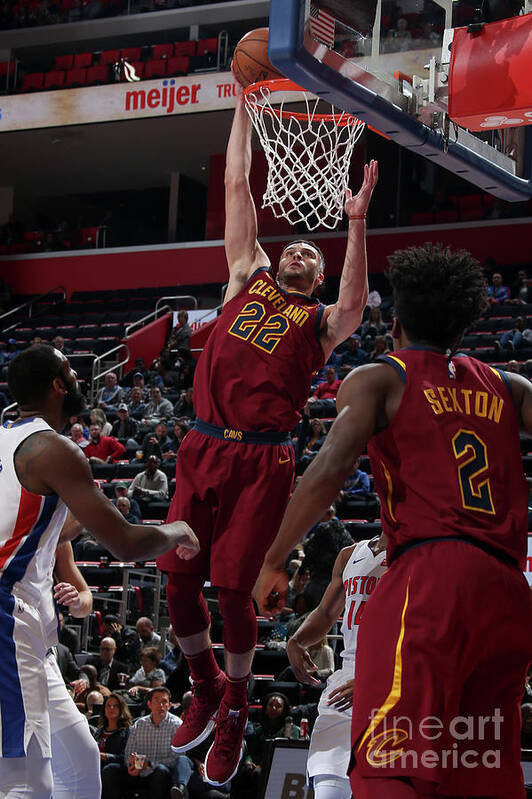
top-left (255, 244), bottom-right (532, 799)
top-left (156, 76), bottom-right (378, 785)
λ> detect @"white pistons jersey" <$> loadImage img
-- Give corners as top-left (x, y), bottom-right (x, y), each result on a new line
top-left (0, 417), bottom-right (67, 606)
top-left (340, 538), bottom-right (386, 665)
top-left (306, 538), bottom-right (386, 783)
top-left (0, 417), bottom-right (67, 759)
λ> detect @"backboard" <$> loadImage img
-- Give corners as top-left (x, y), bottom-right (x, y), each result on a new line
top-left (268, 0), bottom-right (532, 201)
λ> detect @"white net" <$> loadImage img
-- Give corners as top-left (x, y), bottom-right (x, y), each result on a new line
top-left (244, 82), bottom-right (365, 231)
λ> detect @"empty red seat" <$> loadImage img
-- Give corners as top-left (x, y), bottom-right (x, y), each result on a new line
top-left (55, 54), bottom-right (74, 70)
top-left (74, 52), bottom-right (93, 68)
top-left (174, 41), bottom-right (197, 56)
top-left (100, 49), bottom-right (121, 65)
top-left (44, 70), bottom-right (65, 89)
top-left (0, 61), bottom-right (14, 77)
top-left (152, 43), bottom-right (174, 60)
top-left (65, 67), bottom-right (88, 87)
top-left (22, 72), bottom-right (44, 91)
top-left (121, 47), bottom-right (142, 62)
top-left (87, 64), bottom-right (109, 84)
top-left (79, 227), bottom-right (100, 247)
top-left (167, 55), bottom-right (189, 75)
top-left (197, 37), bottom-right (218, 55)
top-left (144, 59), bottom-right (167, 79)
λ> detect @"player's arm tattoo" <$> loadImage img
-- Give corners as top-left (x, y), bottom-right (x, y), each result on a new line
top-left (14, 432), bottom-right (55, 488)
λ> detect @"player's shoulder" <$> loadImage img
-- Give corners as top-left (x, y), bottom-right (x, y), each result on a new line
top-left (335, 543), bottom-right (358, 573)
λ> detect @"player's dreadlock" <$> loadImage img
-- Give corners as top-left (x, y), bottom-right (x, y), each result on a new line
top-left (387, 242), bottom-right (488, 349)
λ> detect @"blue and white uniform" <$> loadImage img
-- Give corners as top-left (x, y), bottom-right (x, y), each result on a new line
top-left (307, 539), bottom-right (386, 797)
top-left (0, 417), bottom-right (67, 762)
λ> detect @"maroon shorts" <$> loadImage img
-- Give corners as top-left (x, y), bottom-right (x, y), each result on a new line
top-left (156, 427), bottom-right (294, 591)
top-left (350, 538), bottom-right (532, 798)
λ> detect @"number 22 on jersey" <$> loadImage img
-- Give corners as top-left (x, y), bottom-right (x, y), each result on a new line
top-left (228, 301), bottom-right (289, 355)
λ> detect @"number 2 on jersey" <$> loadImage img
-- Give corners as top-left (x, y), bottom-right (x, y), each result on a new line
top-left (228, 301), bottom-right (289, 354)
top-left (452, 429), bottom-right (495, 515)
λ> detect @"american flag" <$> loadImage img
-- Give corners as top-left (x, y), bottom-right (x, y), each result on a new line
top-left (309, 5), bottom-right (336, 47)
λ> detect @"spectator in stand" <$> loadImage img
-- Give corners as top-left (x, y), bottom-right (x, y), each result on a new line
top-left (62, 412), bottom-right (88, 438)
top-left (498, 317), bottom-right (532, 352)
top-left (136, 616), bottom-right (162, 648)
top-left (70, 422), bottom-right (89, 449)
top-left (369, 334), bottom-right (391, 361)
top-left (505, 360), bottom-right (522, 374)
top-left (340, 459), bottom-right (371, 498)
top-left (124, 371), bottom-right (151, 403)
top-left (487, 272), bottom-right (510, 305)
top-left (175, 359), bottom-right (195, 391)
top-left (246, 693), bottom-right (301, 767)
top-left (53, 334), bottom-right (72, 356)
top-left (92, 693), bottom-right (132, 772)
top-left (102, 614), bottom-right (141, 672)
top-left (150, 356), bottom-right (180, 392)
top-left (167, 419), bottom-right (189, 458)
top-left (117, 496), bottom-right (141, 525)
top-left (308, 366), bottom-right (342, 416)
top-left (173, 386), bottom-right (195, 420)
top-left (297, 418), bottom-right (327, 474)
top-left (338, 334), bottom-right (369, 377)
top-left (90, 407), bottom-right (113, 436)
top-left (129, 647), bottom-right (166, 700)
top-left (84, 422), bottom-right (126, 463)
top-left (73, 664), bottom-right (110, 713)
top-left (113, 482), bottom-right (142, 519)
top-left (143, 386), bottom-right (174, 426)
top-left (510, 269), bottom-right (532, 304)
top-left (1, 339), bottom-right (20, 378)
top-left (359, 307), bottom-right (387, 349)
top-left (96, 372), bottom-right (123, 413)
top-left (387, 16), bottom-right (412, 51)
top-left (127, 385), bottom-right (148, 420)
top-left (111, 402), bottom-right (139, 449)
top-left (300, 516), bottom-right (354, 606)
top-left (122, 360), bottom-right (149, 389)
top-left (141, 421), bottom-right (173, 462)
top-left (128, 455), bottom-right (169, 509)
top-left (101, 687), bottom-right (184, 799)
top-left (168, 310), bottom-right (193, 351)
top-left (58, 610), bottom-right (81, 655)
top-left (87, 638), bottom-right (129, 691)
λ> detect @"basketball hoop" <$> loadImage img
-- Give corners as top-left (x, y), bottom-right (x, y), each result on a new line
top-left (243, 78), bottom-right (365, 231)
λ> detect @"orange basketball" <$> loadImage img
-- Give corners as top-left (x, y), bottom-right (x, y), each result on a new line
top-left (232, 28), bottom-right (283, 88)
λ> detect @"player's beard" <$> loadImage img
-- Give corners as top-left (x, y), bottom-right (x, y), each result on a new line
top-left (62, 383), bottom-right (86, 418)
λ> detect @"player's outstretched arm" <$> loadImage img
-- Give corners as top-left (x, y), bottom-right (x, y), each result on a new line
top-left (54, 540), bottom-right (93, 618)
top-left (254, 364), bottom-right (388, 614)
top-left (14, 432), bottom-right (199, 562)
top-left (286, 546), bottom-right (353, 684)
top-left (224, 73), bottom-right (270, 304)
top-left (319, 160), bottom-right (378, 360)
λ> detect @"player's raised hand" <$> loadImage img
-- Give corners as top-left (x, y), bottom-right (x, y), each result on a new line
top-left (253, 562), bottom-right (288, 616)
top-left (160, 521), bottom-right (200, 560)
top-left (327, 678), bottom-right (354, 711)
top-left (286, 637), bottom-right (321, 686)
top-left (344, 159), bottom-right (378, 218)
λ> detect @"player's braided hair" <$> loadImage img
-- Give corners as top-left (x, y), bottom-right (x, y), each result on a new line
top-left (388, 243), bottom-right (487, 349)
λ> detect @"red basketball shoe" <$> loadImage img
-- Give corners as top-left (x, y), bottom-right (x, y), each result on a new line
top-left (203, 699), bottom-right (248, 786)
top-left (171, 671), bottom-right (226, 753)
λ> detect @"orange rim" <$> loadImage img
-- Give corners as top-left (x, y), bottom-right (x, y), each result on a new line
top-left (243, 78), bottom-right (360, 126)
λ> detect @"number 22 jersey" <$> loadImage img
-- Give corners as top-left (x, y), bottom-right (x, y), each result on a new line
top-left (193, 267), bottom-right (326, 432)
top-left (369, 348), bottom-right (527, 568)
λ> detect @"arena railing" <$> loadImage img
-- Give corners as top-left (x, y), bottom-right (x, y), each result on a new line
top-left (0, 285), bottom-right (66, 334)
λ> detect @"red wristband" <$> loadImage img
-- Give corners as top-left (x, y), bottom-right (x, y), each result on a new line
top-left (348, 214), bottom-right (366, 220)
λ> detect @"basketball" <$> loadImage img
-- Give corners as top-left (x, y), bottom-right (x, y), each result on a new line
top-left (232, 27), bottom-right (283, 88)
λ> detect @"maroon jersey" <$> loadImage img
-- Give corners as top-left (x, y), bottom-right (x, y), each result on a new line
top-left (194, 268), bottom-right (325, 432)
top-left (368, 348), bottom-right (527, 567)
